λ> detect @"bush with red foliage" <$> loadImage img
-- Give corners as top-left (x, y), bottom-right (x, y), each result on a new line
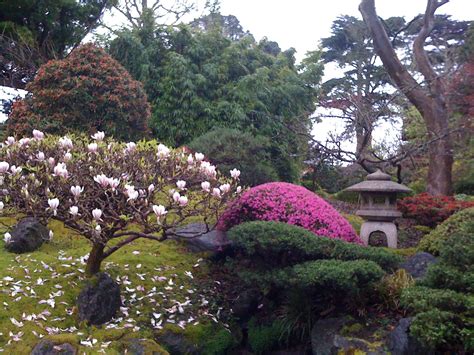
top-left (217, 182), bottom-right (361, 243)
top-left (397, 192), bottom-right (474, 227)
top-left (7, 43), bottom-right (150, 141)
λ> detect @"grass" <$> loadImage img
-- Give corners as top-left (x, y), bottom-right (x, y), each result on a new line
top-left (0, 217), bottom-right (224, 353)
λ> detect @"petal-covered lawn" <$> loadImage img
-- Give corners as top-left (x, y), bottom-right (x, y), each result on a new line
top-left (0, 219), bottom-right (224, 353)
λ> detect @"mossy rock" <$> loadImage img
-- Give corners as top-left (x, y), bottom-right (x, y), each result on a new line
top-left (418, 207), bottom-right (474, 256)
top-left (155, 323), bottom-right (238, 355)
top-left (117, 338), bottom-right (169, 354)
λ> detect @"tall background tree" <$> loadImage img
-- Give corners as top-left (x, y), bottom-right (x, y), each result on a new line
top-left (0, 0), bottom-right (112, 89)
top-left (359, 0), bottom-right (468, 195)
top-left (108, 13), bottom-right (323, 182)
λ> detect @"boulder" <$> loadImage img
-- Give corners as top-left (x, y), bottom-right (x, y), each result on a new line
top-left (5, 217), bottom-right (49, 253)
top-left (155, 331), bottom-right (200, 355)
top-left (172, 223), bottom-right (232, 253)
top-left (388, 317), bottom-right (428, 355)
top-left (31, 340), bottom-right (76, 355)
top-left (121, 339), bottom-right (169, 355)
top-left (400, 252), bottom-right (437, 279)
top-left (77, 272), bottom-right (121, 325)
top-left (311, 317), bottom-right (386, 355)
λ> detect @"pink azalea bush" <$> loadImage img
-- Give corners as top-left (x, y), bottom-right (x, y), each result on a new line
top-left (218, 182), bottom-right (361, 243)
top-left (0, 130), bottom-right (242, 275)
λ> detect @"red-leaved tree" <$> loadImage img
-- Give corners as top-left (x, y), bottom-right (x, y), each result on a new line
top-left (7, 44), bottom-right (151, 141)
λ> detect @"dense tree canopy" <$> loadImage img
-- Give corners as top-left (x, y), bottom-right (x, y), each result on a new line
top-left (7, 44), bottom-right (150, 141)
top-left (0, 0), bottom-right (111, 88)
top-left (109, 18), bottom-right (323, 181)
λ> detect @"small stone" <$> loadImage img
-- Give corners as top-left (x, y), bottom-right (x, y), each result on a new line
top-left (400, 252), bottom-right (437, 279)
top-left (5, 217), bottom-right (49, 254)
top-left (31, 340), bottom-right (76, 355)
top-left (388, 317), bottom-right (426, 355)
top-left (77, 272), bottom-right (121, 325)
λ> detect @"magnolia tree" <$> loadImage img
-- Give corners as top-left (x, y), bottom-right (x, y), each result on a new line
top-left (0, 131), bottom-right (242, 276)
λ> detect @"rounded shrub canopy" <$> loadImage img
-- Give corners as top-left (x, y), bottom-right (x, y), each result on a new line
top-left (218, 182), bottom-right (360, 243)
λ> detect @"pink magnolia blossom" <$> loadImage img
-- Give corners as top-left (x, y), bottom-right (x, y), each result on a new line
top-left (172, 191), bottom-right (181, 203)
top-left (230, 169), bottom-right (241, 179)
top-left (178, 195), bottom-right (188, 206)
top-left (176, 180), bottom-right (186, 190)
top-left (194, 152), bottom-right (205, 162)
top-left (218, 182), bottom-right (361, 244)
top-left (124, 142), bottom-right (136, 154)
top-left (63, 152), bottom-right (72, 162)
top-left (148, 184), bottom-right (155, 193)
top-left (152, 205), bottom-right (167, 218)
top-left (187, 154), bottom-right (194, 165)
top-left (94, 174), bottom-right (109, 188)
top-left (88, 143), bottom-right (98, 153)
top-left (36, 152), bottom-right (45, 161)
top-left (69, 206), bottom-right (79, 216)
top-left (48, 157), bottom-right (55, 167)
top-left (5, 137), bottom-right (15, 146)
top-left (70, 185), bottom-right (84, 197)
top-left (91, 131), bottom-right (105, 141)
top-left (201, 181), bottom-right (210, 192)
top-left (0, 201), bottom-right (4, 211)
top-left (219, 183), bottom-right (231, 193)
top-left (201, 161), bottom-right (216, 178)
top-left (59, 137), bottom-right (73, 149)
top-left (212, 188), bottom-right (221, 198)
top-left (48, 198), bottom-right (59, 215)
top-left (10, 165), bottom-right (22, 175)
top-left (19, 138), bottom-right (31, 147)
top-left (53, 163), bottom-right (69, 179)
top-left (157, 144), bottom-right (170, 159)
top-left (32, 130), bottom-right (44, 140)
top-left (0, 162), bottom-right (9, 173)
top-left (92, 208), bottom-right (103, 221)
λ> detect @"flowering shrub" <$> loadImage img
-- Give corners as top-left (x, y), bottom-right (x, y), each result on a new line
top-left (218, 182), bottom-right (360, 243)
top-left (397, 193), bottom-right (474, 227)
top-left (0, 131), bottom-right (241, 275)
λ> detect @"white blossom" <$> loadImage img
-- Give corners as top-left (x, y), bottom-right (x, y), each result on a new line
top-left (91, 131), bottom-right (105, 141)
top-left (58, 136), bottom-right (73, 149)
top-left (92, 209), bottom-right (103, 221)
top-left (230, 168), bottom-right (241, 179)
top-left (0, 162), bottom-right (9, 173)
top-left (69, 206), bottom-right (79, 216)
top-left (176, 180), bottom-right (186, 190)
top-left (32, 129), bottom-right (45, 140)
top-left (157, 144), bottom-right (171, 159)
top-left (201, 181), bottom-right (211, 192)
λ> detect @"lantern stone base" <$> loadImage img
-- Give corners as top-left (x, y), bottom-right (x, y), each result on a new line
top-left (360, 221), bottom-right (397, 248)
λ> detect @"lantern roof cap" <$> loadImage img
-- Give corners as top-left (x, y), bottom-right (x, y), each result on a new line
top-left (345, 169), bottom-right (411, 193)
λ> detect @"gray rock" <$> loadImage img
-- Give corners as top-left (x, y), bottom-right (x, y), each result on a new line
top-left (172, 223), bottom-right (232, 253)
top-left (311, 316), bottom-right (351, 355)
top-left (155, 331), bottom-right (200, 355)
top-left (122, 339), bottom-right (168, 354)
top-left (311, 317), bottom-right (387, 355)
top-left (388, 317), bottom-right (428, 355)
top-left (31, 340), bottom-right (76, 355)
top-left (400, 252), bottom-right (437, 279)
top-left (77, 272), bottom-right (121, 325)
top-left (5, 217), bottom-right (49, 253)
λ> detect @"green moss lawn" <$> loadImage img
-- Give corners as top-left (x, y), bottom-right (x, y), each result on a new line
top-left (0, 218), bottom-right (225, 353)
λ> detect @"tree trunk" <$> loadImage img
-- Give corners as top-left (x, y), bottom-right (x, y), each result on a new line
top-left (85, 243), bottom-right (105, 277)
top-left (359, 0), bottom-right (453, 195)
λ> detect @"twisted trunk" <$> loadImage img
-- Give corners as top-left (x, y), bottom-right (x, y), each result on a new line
top-left (85, 243), bottom-right (105, 277)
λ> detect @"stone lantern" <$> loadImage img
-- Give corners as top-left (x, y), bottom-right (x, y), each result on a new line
top-left (345, 169), bottom-right (411, 248)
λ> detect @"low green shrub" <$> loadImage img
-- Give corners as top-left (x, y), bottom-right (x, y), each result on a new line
top-left (400, 228), bottom-right (473, 352)
top-left (418, 207), bottom-right (474, 256)
top-left (276, 259), bottom-right (384, 294)
top-left (409, 310), bottom-right (467, 352)
top-left (228, 221), bottom-right (402, 271)
top-left (247, 319), bottom-right (283, 354)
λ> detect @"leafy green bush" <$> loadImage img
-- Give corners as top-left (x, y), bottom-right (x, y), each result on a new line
top-left (188, 128), bottom-right (279, 186)
top-left (418, 207), bottom-right (474, 255)
top-left (228, 221), bottom-right (402, 271)
top-left (247, 319), bottom-right (283, 354)
top-left (401, 228), bottom-right (473, 352)
top-left (276, 259), bottom-right (384, 294)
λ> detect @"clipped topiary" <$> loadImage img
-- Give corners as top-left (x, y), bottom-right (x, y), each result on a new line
top-left (228, 221), bottom-right (401, 271)
top-left (418, 207), bottom-right (474, 256)
top-left (218, 182), bottom-right (360, 243)
top-left (8, 43), bottom-right (151, 141)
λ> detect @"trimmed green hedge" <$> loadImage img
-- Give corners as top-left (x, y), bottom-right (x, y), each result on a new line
top-left (418, 207), bottom-right (474, 256)
top-left (227, 221), bottom-right (402, 271)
